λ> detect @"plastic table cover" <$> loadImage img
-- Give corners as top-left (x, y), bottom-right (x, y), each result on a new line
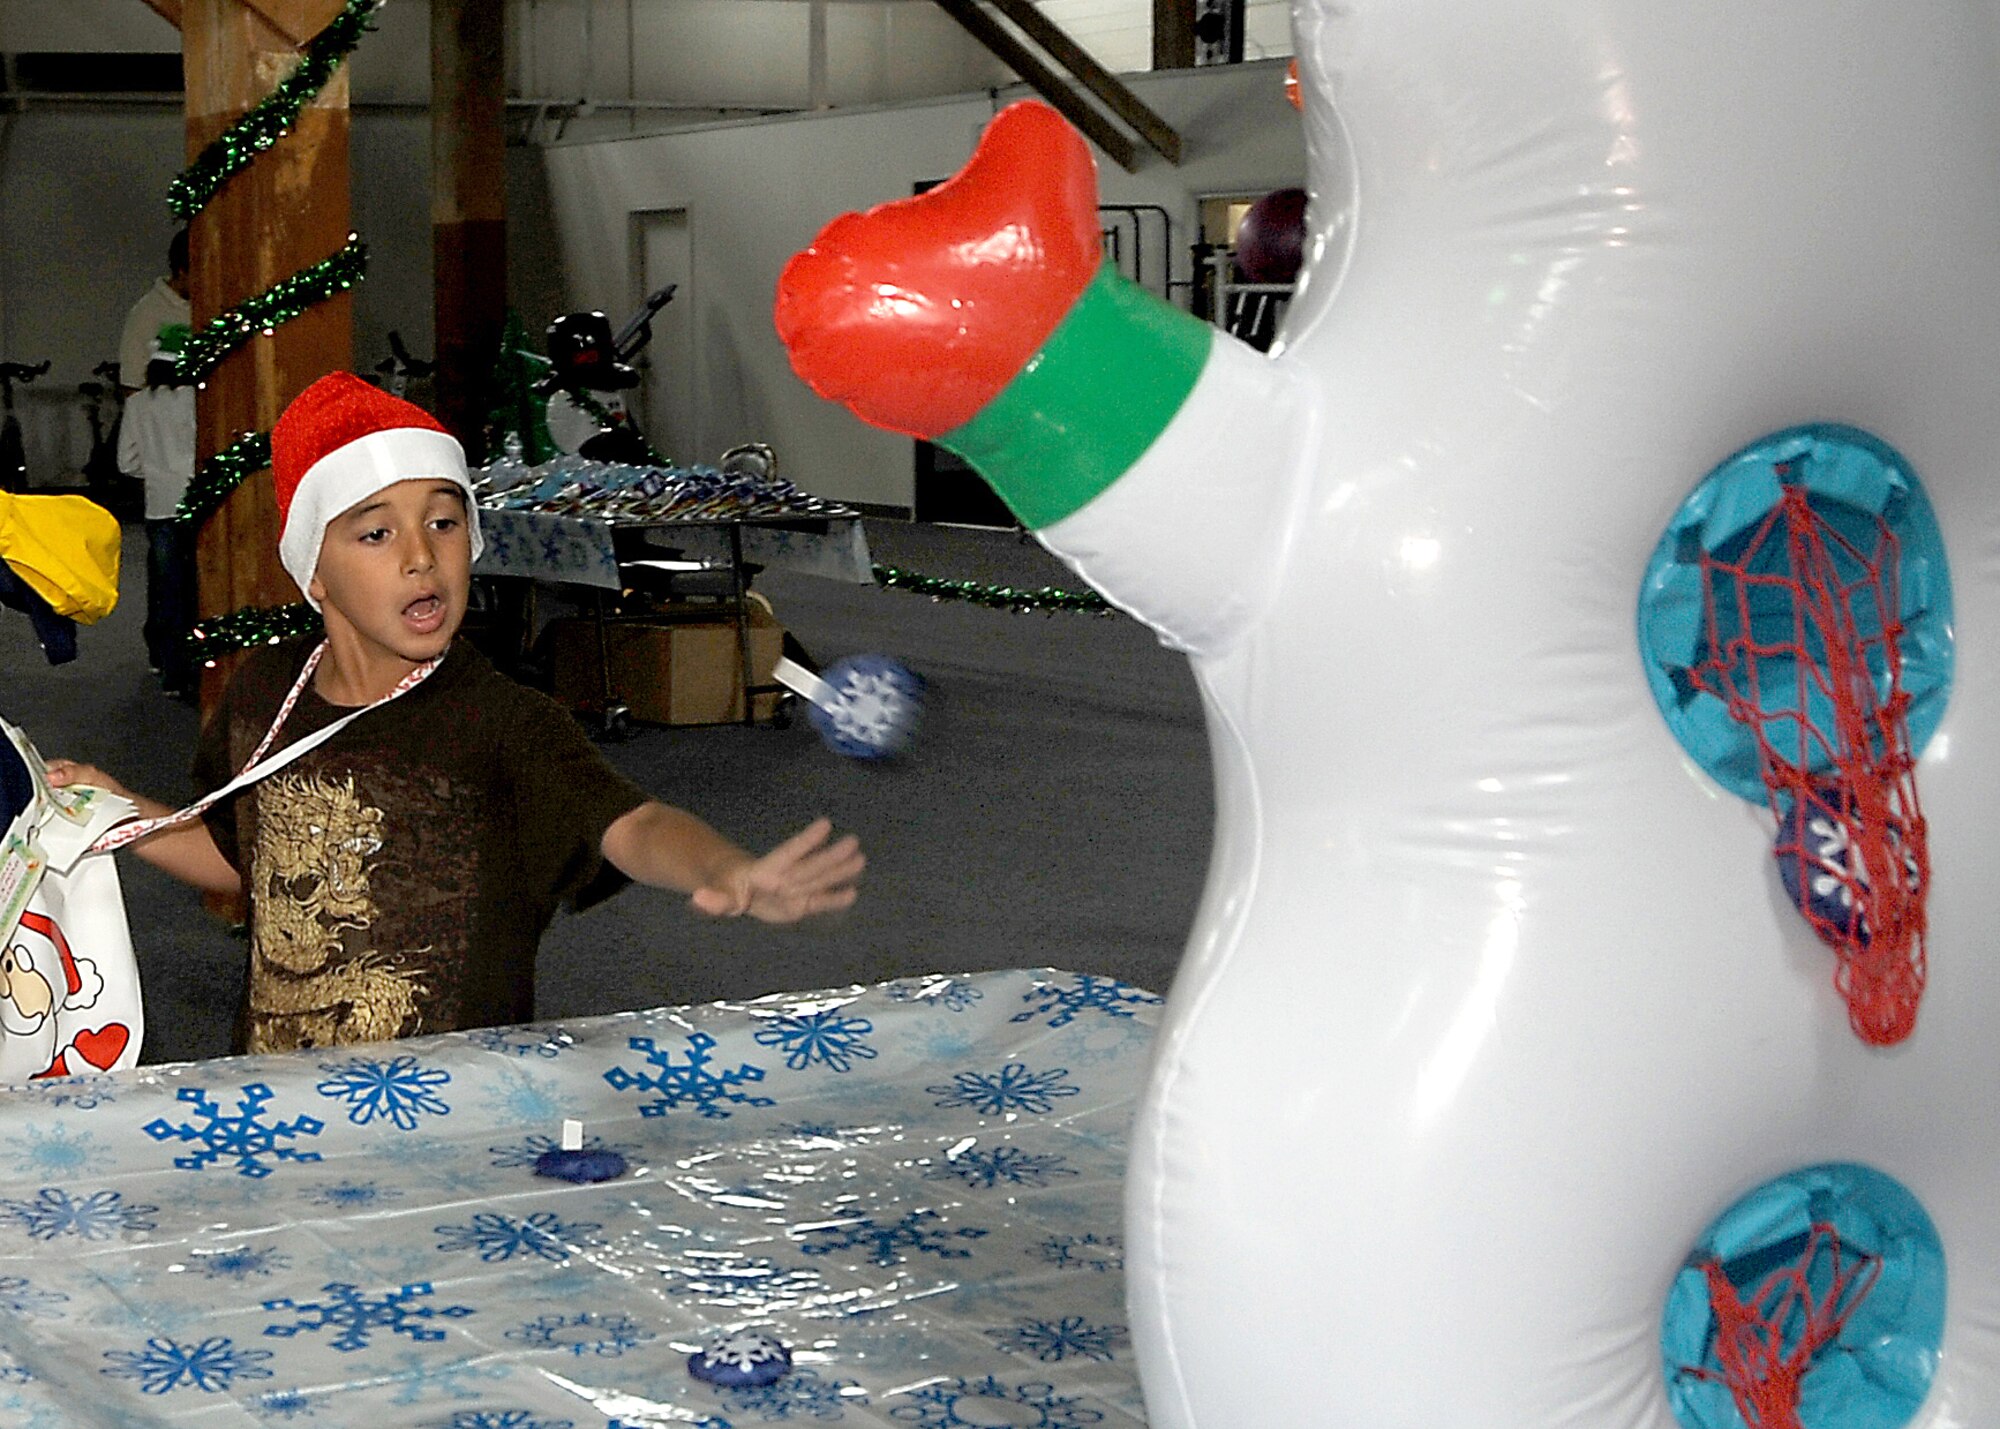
top-left (473, 509), bottom-right (875, 591)
top-left (0, 968), bottom-right (1160, 1428)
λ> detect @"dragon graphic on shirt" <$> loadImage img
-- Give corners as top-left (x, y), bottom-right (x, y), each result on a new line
top-left (248, 770), bottom-right (427, 1052)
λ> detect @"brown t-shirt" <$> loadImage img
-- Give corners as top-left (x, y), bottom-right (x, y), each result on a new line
top-left (193, 638), bottom-right (649, 1054)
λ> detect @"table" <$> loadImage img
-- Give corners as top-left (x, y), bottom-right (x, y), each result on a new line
top-left (472, 510), bottom-right (876, 592)
top-left (0, 969), bottom-right (1160, 1427)
top-left (473, 508), bottom-right (875, 730)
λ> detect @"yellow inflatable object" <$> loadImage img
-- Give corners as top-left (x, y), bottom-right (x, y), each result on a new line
top-left (0, 492), bottom-right (121, 624)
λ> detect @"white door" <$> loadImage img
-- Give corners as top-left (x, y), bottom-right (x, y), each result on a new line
top-left (631, 207), bottom-right (695, 465)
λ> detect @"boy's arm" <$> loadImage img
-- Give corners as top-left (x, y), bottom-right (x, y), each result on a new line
top-left (600, 801), bottom-right (863, 923)
top-left (42, 760), bottom-right (242, 896)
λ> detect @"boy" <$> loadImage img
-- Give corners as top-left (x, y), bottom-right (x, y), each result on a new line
top-left (49, 372), bottom-right (863, 1054)
top-left (118, 323), bottom-right (197, 697)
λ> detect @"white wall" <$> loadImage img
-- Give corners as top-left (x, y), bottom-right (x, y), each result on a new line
top-left (1035, 0), bottom-right (1293, 74)
top-left (541, 58), bottom-right (1306, 508)
top-left (0, 0), bottom-right (1010, 120)
top-left (0, 105), bottom-right (555, 485)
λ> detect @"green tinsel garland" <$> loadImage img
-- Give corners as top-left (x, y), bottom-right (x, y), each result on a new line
top-left (173, 430), bottom-right (272, 528)
top-left (871, 562), bottom-right (1116, 616)
top-left (171, 4), bottom-right (384, 660)
top-left (175, 238), bottom-right (368, 386)
top-left (168, 0), bottom-right (385, 221)
top-left (189, 602), bottom-right (323, 664)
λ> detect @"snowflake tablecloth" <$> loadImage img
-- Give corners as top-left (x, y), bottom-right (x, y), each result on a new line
top-left (0, 969), bottom-right (1161, 1428)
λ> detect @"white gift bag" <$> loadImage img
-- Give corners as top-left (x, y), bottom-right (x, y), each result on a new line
top-left (0, 717), bottom-right (143, 1083)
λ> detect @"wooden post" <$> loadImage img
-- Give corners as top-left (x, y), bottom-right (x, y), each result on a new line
top-left (432, 0), bottom-right (507, 457)
top-left (1153, 0), bottom-right (1195, 69)
top-left (181, 0), bottom-right (354, 705)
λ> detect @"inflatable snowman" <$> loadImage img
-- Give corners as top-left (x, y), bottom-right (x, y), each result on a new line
top-left (777, 3), bottom-right (2000, 1425)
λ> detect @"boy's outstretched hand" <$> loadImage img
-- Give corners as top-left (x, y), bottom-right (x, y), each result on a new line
top-left (691, 817), bottom-right (864, 922)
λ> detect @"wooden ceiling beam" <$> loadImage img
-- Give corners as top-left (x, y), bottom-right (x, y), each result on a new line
top-left (141, 0), bottom-right (185, 30)
top-left (983, 0), bottom-right (1180, 164)
top-left (931, 0), bottom-right (1138, 172)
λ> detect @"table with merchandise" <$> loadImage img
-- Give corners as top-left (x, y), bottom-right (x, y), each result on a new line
top-left (469, 456), bottom-right (874, 729)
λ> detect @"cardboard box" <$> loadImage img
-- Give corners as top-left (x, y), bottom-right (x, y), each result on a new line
top-left (547, 604), bottom-right (784, 725)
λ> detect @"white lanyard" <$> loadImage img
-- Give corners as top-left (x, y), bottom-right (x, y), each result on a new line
top-left (86, 641), bottom-right (443, 856)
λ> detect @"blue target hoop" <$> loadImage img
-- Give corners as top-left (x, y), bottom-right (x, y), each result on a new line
top-left (1636, 425), bottom-right (1955, 803)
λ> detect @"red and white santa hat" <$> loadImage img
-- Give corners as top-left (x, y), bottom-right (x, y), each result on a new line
top-left (271, 372), bottom-right (483, 607)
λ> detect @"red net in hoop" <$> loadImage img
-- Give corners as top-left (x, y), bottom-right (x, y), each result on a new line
top-left (1684, 1222), bottom-right (1882, 1429)
top-left (1694, 479), bottom-right (1930, 1046)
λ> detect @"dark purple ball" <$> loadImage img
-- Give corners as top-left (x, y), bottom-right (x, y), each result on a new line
top-left (1234, 187), bottom-right (1308, 284)
top-left (533, 1147), bottom-right (628, 1184)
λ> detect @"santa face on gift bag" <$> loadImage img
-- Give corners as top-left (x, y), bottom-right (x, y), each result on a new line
top-left (2, 910), bottom-right (132, 1081)
top-left (775, 4), bottom-right (2000, 1426)
top-left (0, 720), bottom-right (141, 1086)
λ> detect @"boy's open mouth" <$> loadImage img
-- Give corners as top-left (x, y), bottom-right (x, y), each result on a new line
top-left (403, 594), bottom-right (445, 631)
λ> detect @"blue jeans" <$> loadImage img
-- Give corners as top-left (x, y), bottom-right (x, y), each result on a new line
top-left (144, 519), bottom-right (194, 689)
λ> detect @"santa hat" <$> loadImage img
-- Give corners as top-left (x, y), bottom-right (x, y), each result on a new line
top-left (271, 372), bottom-right (483, 606)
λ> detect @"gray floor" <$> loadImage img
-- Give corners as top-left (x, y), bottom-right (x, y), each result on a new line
top-left (2, 520), bottom-right (1211, 1065)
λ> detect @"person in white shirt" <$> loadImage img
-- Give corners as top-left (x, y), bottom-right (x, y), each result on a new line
top-left (118, 324), bottom-right (196, 698)
top-left (117, 230), bottom-right (190, 395)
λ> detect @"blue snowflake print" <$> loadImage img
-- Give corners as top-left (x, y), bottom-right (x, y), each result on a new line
top-left (1012, 974), bottom-right (1161, 1030)
top-left (654, 1252), bottom-right (826, 1310)
top-left (434, 1211), bottom-right (601, 1263)
top-left (100, 1335), bottom-right (274, 1395)
top-left (315, 1055), bottom-right (451, 1131)
top-left (194, 1244), bottom-right (292, 1280)
top-left (987, 1315), bottom-right (1127, 1363)
top-left (925, 1145), bottom-right (1078, 1190)
top-left (366, 1349), bottom-right (511, 1406)
top-left (1054, 1014), bottom-right (1151, 1070)
top-left (441, 1413), bottom-right (575, 1429)
top-left (0, 1275), bottom-right (68, 1319)
top-left (890, 1375), bottom-right (1102, 1428)
top-left (5, 1123), bottom-right (109, 1178)
top-left (20, 1076), bottom-right (115, 1111)
top-left (721, 1366), bottom-right (865, 1420)
top-left (143, 1082), bottom-right (325, 1177)
top-left (884, 977), bottom-right (985, 1012)
top-left (486, 1131), bottom-right (637, 1170)
top-left (91, 1293), bottom-right (212, 1339)
top-left (798, 1209), bottom-right (988, 1267)
top-left (0, 1187), bottom-right (157, 1240)
top-left (1037, 1233), bottom-right (1122, 1272)
top-left (300, 1178), bottom-right (402, 1210)
top-left (0, 1399), bottom-right (64, 1429)
top-left (604, 1030), bottom-right (775, 1120)
top-left (923, 1027), bottom-right (979, 1064)
top-left (753, 1007), bottom-right (878, 1073)
top-left (474, 1066), bottom-right (565, 1123)
top-left (464, 1023), bottom-right (572, 1058)
top-left (256, 1387), bottom-right (318, 1419)
top-left (263, 1281), bottom-right (475, 1353)
top-left (506, 1310), bottom-right (655, 1358)
top-left (928, 1064), bottom-right (1080, 1117)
